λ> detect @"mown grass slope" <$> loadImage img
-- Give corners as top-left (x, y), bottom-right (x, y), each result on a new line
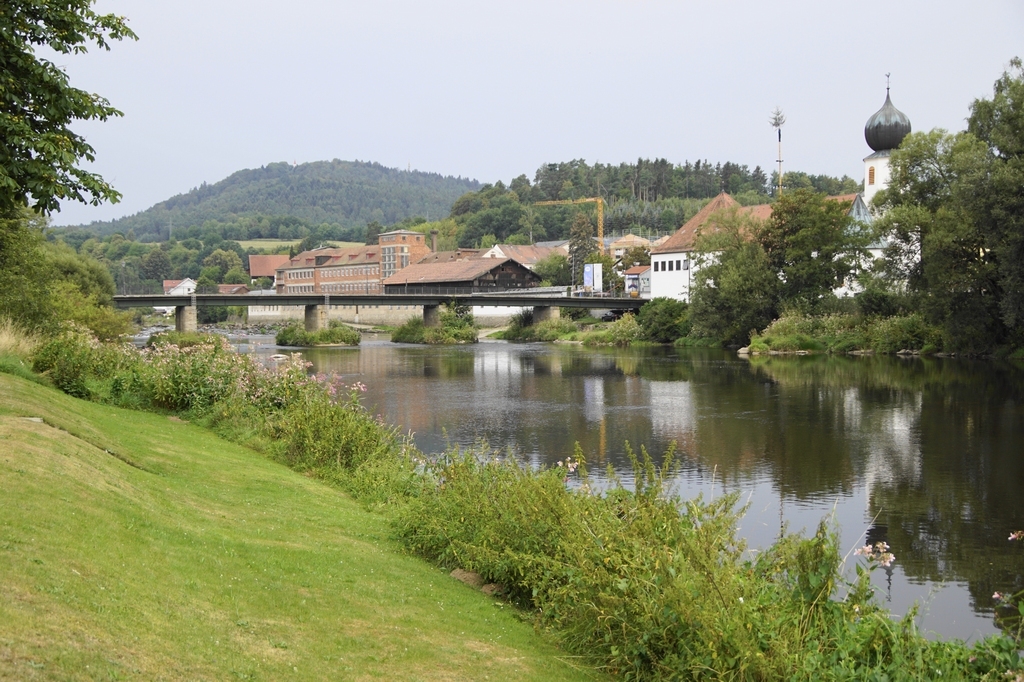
top-left (0, 373), bottom-right (600, 681)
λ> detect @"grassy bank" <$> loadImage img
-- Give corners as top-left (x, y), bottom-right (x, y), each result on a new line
top-left (0, 372), bottom-right (600, 681)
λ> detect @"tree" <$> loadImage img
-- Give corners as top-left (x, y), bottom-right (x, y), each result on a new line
top-left (223, 267), bottom-right (249, 285)
top-left (966, 58), bottom-right (1024, 336)
top-left (43, 240), bottom-right (115, 305)
top-left (0, 210), bottom-right (52, 326)
top-left (637, 297), bottom-right (690, 343)
top-left (568, 212), bottom-right (596, 286)
top-left (140, 248), bottom-right (171, 281)
top-left (689, 209), bottom-right (778, 345)
top-left (760, 189), bottom-right (867, 310)
top-left (0, 2), bottom-right (136, 216)
top-left (365, 220), bottom-right (383, 245)
top-left (533, 253), bottom-right (572, 286)
top-left (620, 245), bottom-right (651, 268)
top-left (874, 129), bottom-right (997, 352)
top-left (202, 249), bottom-right (243, 281)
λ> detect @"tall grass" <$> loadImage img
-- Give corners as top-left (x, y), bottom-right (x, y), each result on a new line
top-left (0, 317), bottom-right (47, 384)
top-left (0, 317), bottom-right (40, 358)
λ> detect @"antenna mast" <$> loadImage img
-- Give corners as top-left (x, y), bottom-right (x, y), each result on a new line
top-left (770, 107), bottom-right (786, 196)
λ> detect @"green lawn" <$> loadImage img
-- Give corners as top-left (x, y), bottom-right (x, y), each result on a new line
top-left (0, 374), bottom-right (601, 681)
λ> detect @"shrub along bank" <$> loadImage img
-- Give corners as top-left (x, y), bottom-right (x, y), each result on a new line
top-left (497, 311), bottom-right (650, 347)
top-left (14, 323), bottom-right (1024, 680)
top-left (276, 320), bottom-right (361, 347)
top-left (392, 302), bottom-right (477, 344)
top-left (747, 312), bottom-right (943, 355)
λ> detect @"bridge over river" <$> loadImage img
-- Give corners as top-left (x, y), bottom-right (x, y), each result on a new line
top-left (113, 291), bottom-right (646, 332)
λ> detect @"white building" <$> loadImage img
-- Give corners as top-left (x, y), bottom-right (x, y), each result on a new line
top-left (157, 277), bottom-right (197, 315)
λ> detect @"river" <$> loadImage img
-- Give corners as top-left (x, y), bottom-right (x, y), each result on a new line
top-left (238, 333), bottom-right (1024, 643)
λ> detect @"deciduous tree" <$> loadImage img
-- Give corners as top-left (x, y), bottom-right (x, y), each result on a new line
top-left (761, 189), bottom-right (868, 310)
top-left (0, 1), bottom-right (135, 215)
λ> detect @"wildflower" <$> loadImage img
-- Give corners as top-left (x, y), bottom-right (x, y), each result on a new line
top-left (557, 460), bottom-right (563, 468)
top-left (993, 592), bottom-right (1004, 601)
top-left (1009, 530), bottom-right (1024, 541)
top-left (855, 541), bottom-right (895, 568)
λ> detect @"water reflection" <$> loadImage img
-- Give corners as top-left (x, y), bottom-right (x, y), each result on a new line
top-left (293, 341), bottom-right (1024, 641)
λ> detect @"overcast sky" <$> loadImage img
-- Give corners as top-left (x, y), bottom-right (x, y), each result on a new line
top-left (52, 0), bottom-right (1024, 226)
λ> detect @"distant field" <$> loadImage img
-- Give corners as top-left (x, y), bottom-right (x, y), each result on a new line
top-left (238, 239), bottom-right (363, 251)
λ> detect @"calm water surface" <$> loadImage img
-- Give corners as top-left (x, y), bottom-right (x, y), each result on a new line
top-left (243, 334), bottom-right (1024, 642)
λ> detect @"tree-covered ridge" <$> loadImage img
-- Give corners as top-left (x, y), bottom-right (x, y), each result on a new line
top-left (442, 158), bottom-right (859, 247)
top-left (66, 160), bottom-right (482, 238)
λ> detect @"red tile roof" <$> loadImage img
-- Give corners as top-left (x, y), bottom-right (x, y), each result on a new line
top-left (651, 193), bottom-right (742, 254)
top-left (416, 249), bottom-right (482, 264)
top-left (481, 245), bottom-right (560, 266)
top-left (610, 234), bottom-right (651, 249)
top-left (280, 246), bottom-right (379, 270)
top-left (383, 258), bottom-right (533, 286)
top-left (741, 204), bottom-right (774, 221)
top-left (623, 265), bottom-right (651, 275)
top-left (248, 254), bottom-right (291, 277)
top-left (217, 284), bottom-right (250, 295)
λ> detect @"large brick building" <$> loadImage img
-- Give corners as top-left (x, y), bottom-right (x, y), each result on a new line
top-left (275, 245), bottom-right (382, 295)
top-left (274, 229), bottom-right (433, 295)
top-left (379, 229), bottom-right (432, 280)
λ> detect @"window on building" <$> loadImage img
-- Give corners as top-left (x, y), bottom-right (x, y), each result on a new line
top-left (668, 261), bottom-right (674, 271)
top-left (868, 166), bottom-right (875, 185)
top-left (676, 260), bottom-right (681, 270)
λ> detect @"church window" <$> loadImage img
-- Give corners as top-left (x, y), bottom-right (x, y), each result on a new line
top-left (868, 166), bottom-right (875, 185)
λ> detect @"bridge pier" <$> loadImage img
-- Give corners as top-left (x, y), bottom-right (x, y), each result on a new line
top-left (423, 305), bottom-right (440, 327)
top-left (304, 305), bottom-right (328, 332)
top-left (533, 305), bottom-right (560, 323)
top-left (174, 305), bottom-right (197, 333)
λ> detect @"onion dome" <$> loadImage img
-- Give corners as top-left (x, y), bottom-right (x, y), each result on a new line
top-left (865, 91), bottom-right (912, 152)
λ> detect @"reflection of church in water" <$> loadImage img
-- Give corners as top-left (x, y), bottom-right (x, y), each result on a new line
top-left (859, 86), bottom-right (923, 492)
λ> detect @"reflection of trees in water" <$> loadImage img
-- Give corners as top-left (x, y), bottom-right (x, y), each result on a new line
top-left (866, 385), bottom-right (1024, 628)
top-left (421, 351), bottom-right (476, 378)
top-left (754, 354), bottom-right (1024, 631)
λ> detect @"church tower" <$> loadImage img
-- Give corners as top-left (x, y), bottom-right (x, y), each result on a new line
top-left (863, 83), bottom-right (912, 204)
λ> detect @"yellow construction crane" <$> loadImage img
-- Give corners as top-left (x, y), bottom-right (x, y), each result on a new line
top-left (533, 197), bottom-right (605, 253)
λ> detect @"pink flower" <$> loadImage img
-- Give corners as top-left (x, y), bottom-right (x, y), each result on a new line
top-left (1009, 531), bottom-right (1024, 541)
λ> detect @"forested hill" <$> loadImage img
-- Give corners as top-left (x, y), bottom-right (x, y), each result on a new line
top-left (66, 160), bottom-right (481, 239)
